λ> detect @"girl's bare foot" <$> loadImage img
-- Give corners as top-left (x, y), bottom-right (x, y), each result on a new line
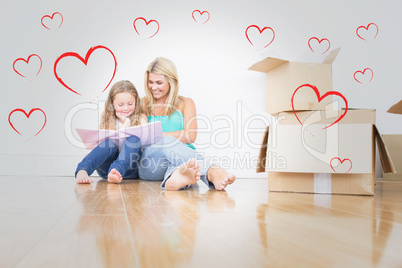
top-left (207, 166), bottom-right (236, 190)
top-left (165, 158), bottom-right (201, 191)
top-left (76, 170), bottom-right (93, 184)
top-left (108, 168), bottom-right (123, 184)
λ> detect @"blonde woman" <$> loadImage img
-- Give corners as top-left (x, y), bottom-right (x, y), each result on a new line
top-left (75, 80), bottom-right (148, 184)
top-left (138, 57), bottom-right (236, 190)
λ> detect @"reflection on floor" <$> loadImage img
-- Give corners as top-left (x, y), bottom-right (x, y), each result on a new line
top-left (0, 177), bottom-right (401, 268)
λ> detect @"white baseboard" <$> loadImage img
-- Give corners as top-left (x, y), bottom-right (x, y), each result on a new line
top-left (0, 154), bottom-right (81, 177)
top-left (0, 154), bottom-right (267, 179)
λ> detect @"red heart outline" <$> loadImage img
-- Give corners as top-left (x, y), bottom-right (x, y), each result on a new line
top-left (13, 54), bottom-right (42, 78)
top-left (354, 68), bottom-right (373, 84)
top-left (308, 37), bottom-right (330, 54)
top-left (133, 17), bottom-right (160, 39)
top-left (330, 157), bottom-right (352, 174)
top-left (245, 25), bottom-right (275, 49)
top-left (41, 12), bottom-right (63, 30)
top-left (356, 23), bottom-right (378, 41)
top-left (291, 84), bottom-right (348, 129)
top-left (8, 108), bottom-right (47, 136)
top-left (192, 10), bottom-right (210, 24)
top-left (53, 45), bottom-right (117, 96)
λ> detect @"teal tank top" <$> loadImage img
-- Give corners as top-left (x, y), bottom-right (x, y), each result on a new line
top-left (148, 110), bottom-right (196, 150)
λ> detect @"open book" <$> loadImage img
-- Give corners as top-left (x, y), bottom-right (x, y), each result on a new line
top-left (76, 121), bottom-right (163, 150)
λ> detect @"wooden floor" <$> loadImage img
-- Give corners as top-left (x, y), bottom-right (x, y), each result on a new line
top-left (0, 177), bottom-right (401, 268)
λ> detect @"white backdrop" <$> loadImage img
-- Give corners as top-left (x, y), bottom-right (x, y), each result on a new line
top-left (0, 0), bottom-right (400, 178)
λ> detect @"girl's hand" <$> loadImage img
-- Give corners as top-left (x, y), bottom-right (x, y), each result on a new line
top-left (116, 112), bottom-right (131, 129)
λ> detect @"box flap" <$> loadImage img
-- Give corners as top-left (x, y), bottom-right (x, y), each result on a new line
top-left (374, 125), bottom-right (396, 173)
top-left (257, 126), bottom-right (269, 173)
top-left (278, 109), bottom-right (376, 125)
top-left (322, 47), bottom-right (341, 64)
top-left (295, 47), bottom-right (341, 64)
top-left (387, 100), bottom-right (402, 114)
top-left (383, 135), bottom-right (402, 173)
top-left (248, 57), bottom-right (288, 73)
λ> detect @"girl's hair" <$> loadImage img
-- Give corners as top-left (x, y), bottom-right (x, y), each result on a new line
top-left (100, 80), bottom-right (145, 130)
top-left (143, 57), bottom-right (180, 117)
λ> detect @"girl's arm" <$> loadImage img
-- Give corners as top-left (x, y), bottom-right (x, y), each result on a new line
top-left (163, 97), bottom-right (197, 144)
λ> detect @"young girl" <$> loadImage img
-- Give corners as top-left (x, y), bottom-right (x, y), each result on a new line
top-left (75, 80), bottom-right (148, 184)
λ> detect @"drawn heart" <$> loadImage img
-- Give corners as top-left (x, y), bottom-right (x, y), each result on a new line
top-left (53, 45), bottom-right (117, 96)
top-left (291, 84), bottom-right (348, 129)
top-left (8, 108), bottom-right (47, 137)
top-left (308, 37), bottom-right (330, 54)
top-left (330, 157), bottom-right (352, 174)
top-left (356, 23), bottom-right (378, 41)
top-left (41, 12), bottom-right (63, 30)
top-left (13, 54), bottom-right (42, 79)
top-left (133, 17), bottom-right (159, 39)
top-left (192, 10), bottom-right (210, 24)
top-left (354, 68), bottom-right (373, 84)
top-left (245, 25), bottom-right (275, 49)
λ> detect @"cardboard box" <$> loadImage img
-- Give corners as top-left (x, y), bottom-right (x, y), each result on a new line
top-left (382, 135), bottom-right (402, 180)
top-left (382, 100), bottom-right (402, 180)
top-left (248, 48), bottom-right (341, 115)
top-left (266, 110), bottom-right (376, 174)
top-left (267, 172), bottom-right (375, 195)
top-left (257, 109), bottom-right (395, 195)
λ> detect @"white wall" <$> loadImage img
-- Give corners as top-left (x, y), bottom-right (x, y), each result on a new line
top-left (0, 0), bottom-right (400, 178)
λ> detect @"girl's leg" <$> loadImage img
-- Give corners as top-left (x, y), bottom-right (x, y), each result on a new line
top-left (75, 139), bottom-right (119, 182)
top-left (108, 136), bottom-right (142, 183)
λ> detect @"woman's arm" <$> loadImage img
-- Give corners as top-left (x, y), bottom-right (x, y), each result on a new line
top-left (164, 97), bottom-right (198, 144)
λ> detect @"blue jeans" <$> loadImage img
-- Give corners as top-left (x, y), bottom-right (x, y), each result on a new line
top-left (75, 136), bottom-right (141, 179)
top-left (138, 136), bottom-right (213, 189)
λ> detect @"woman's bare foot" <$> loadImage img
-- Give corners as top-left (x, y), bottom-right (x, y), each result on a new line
top-left (165, 158), bottom-right (201, 191)
top-left (207, 166), bottom-right (236, 190)
top-left (76, 170), bottom-right (93, 184)
top-left (108, 169), bottom-right (123, 184)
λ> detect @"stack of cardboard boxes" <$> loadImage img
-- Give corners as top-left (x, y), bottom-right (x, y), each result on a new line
top-left (249, 49), bottom-right (394, 195)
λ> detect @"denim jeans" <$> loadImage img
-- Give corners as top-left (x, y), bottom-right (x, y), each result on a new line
top-left (138, 136), bottom-right (213, 189)
top-left (75, 136), bottom-right (141, 179)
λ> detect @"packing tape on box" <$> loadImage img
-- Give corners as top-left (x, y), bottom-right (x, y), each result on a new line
top-left (314, 173), bottom-right (332, 194)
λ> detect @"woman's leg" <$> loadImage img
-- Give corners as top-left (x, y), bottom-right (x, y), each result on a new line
top-left (108, 136), bottom-right (142, 183)
top-left (156, 136), bottom-right (236, 190)
top-left (75, 139), bottom-right (119, 183)
top-left (138, 136), bottom-right (210, 188)
top-left (138, 145), bottom-right (170, 181)
top-left (138, 136), bottom-right (236, 190)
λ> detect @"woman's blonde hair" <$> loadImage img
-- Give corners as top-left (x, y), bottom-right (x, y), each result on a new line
top-left (143, 57), bottom-right (180, 117)
top-left (100, 80), bottom-right (144, 130)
